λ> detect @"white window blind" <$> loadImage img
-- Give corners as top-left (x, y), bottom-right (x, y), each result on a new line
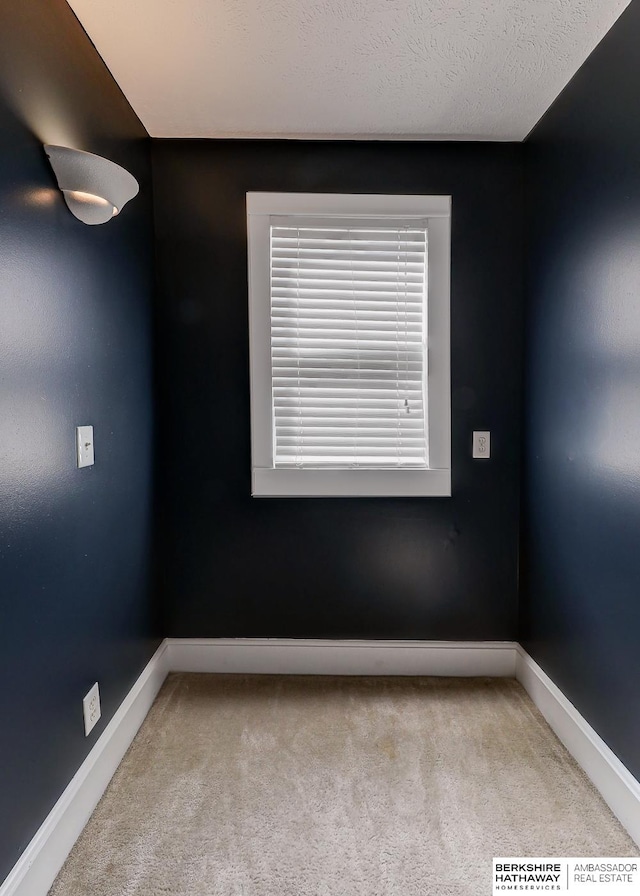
top-left (270, 222), bottom-right (428, 468)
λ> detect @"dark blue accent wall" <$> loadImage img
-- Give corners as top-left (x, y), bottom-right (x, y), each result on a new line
top-left (522, 1), bottom-right (640, 780)
top-left (152, 140), bottom-right (524, 639)
top-left (0, 0), bottom-right (159, 880)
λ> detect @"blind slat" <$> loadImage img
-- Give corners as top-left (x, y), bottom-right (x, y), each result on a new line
top-left (273, 349), bottom-right (425, 360)
top-left (272, 287), bottom-right (423, 300)
top-left (273, 389), bottom-right (425, 400)
top-left (275, 409), bottom-right (424, 420)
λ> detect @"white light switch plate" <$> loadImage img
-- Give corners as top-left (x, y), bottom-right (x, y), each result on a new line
top-left (472, 431), bottom-right (491, 459)
top-left (76, 425), bottom-right (94, 467)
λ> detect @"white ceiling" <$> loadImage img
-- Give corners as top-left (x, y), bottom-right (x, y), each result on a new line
top-left (66, 0), bottom-right (630, 140)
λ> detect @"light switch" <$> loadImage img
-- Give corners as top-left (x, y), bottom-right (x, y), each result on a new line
top-left (472, 431), bottom-right (491, 459)
top-left (76, 425), bottom-right (95, 468)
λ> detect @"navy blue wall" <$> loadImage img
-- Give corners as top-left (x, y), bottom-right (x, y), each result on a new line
top-left (522, 1), bottom-right (640, 780)
top-left (152, 140), bottom-right (524, 639)
top-left (0, 0), bottom-right (159, 879)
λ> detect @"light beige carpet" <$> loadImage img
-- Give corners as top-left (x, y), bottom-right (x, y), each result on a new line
top-left (49, 674), bottom-right (637, 896)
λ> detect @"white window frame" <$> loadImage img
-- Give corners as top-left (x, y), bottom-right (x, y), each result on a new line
top-left (247, 192), bottom-right (451, 497)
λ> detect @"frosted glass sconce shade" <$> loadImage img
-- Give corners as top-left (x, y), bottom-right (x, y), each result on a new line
top-left (44, 145), bottom-right (139, 225)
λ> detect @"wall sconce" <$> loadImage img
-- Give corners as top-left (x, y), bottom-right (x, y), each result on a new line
top-left (44, 145), bottom-right (139, 225)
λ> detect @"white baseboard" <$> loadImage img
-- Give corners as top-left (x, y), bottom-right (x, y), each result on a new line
top-left (0, 640), bottom-right (170, 896)
top-left (3, 638), bottom-right (638, 896)
top-left (168, 638), bottom-right (518, 677)
top-left (516, 646), bottom-right (640, 849)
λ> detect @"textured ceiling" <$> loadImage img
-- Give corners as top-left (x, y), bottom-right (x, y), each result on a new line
top-left (66, 0), bottom-right (630, 140)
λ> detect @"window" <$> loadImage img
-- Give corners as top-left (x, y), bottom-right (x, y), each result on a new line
top-left (247, 193), bottom-right (451, 497)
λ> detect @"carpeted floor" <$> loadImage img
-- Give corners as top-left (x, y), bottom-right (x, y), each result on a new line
top-left (49, 674), bottom-right (638, 896)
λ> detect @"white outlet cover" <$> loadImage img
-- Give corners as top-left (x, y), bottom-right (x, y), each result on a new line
top-left (472, 431), bottom-right (491, 459)
top-left (83, 682), bottom-right (101, 736)
top-left (77, 425), bottom-right (95, 468)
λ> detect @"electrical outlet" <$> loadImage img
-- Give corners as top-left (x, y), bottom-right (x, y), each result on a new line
top-left (83, 682), bottom-right (101, 736)
top-left (472, 430), bottom-right (491, 459)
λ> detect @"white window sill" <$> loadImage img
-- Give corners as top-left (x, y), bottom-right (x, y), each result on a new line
top-left (252, 468), bottom-right (451, 497)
